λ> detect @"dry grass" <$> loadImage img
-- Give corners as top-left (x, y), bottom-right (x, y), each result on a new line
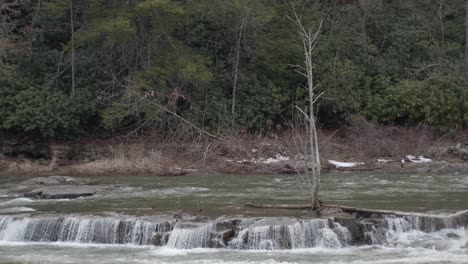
top-left (71, 144), bottom-right (176, 175)
top-left (336, 116), bottom-right (439, 161)
top-left (1, 121), bottom-right (465, 176)
top-left (2, 159), bottom-right (54, 174)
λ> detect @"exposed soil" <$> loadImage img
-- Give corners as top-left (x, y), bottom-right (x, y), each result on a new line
top-left (1, 126), bottom-right (467, 177)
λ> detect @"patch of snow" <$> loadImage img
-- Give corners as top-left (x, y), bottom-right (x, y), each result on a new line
top-left (261, 154), bottom-right (290, 164)
top-left (230, 154), bottom-right (290, 164)
top-left (328, 160), bottom-right (364, 168)
top-left (251, 148), bottom-right (258, 153)
top-left (377, 159), bottom-right (394, 163)
top-left (294, 154), bottom-right (309, 160)
top-left (174, 167), bottom-right (198, 172)
top-left (406, 155), bottom-right (433, 163)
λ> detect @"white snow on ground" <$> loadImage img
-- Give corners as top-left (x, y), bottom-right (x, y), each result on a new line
top-left (231, 154), bottom-right (290, 164)
top-left (261, 154), bottom-right (290, 164)
top-left (377, 159), bottom-right (394, 163)
top-left (328, 160), bottom-right (364, 168)
top-left (406, 155), bottom-right (433, 163)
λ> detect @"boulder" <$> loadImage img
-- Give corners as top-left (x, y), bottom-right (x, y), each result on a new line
top-left (213, 220), bottom-right (239, 245)
top-left (20, 176), bottom-right (88, 186)
top-left (334, 216), bottom-right (370, 244)
top-left (446, 232), bottom-right (460, 239)
top-left (24, 185), bottom-right (99, 199)
top-left (447, 146), bottom-right (468, 161)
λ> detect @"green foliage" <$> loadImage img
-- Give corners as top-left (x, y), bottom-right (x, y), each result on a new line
top-left (368, 79), bottom-right (467, 128)
top-left (1, 0), bottom-right (468, 138)
top-left (235, 75), bottom-right (288, 131)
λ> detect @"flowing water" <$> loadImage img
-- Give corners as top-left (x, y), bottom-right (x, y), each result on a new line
top-left (0, 172), bottom-right (467, 263)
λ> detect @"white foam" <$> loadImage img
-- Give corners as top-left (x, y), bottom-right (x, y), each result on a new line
top-left (156, 187), bottom-right (210, 196)
top-left (0, 207), bottom-right (36, 213)
top-left (0, 198), bottom-right (34, 207)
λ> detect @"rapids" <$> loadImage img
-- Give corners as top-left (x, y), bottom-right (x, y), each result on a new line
top-left (0, 173), bottom-right (467, 263)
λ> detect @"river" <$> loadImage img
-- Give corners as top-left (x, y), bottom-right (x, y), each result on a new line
top-left (0, 172), bottom-right (467, 263)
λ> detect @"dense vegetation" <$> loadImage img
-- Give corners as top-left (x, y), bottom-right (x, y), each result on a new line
top-left (1, 0), bottom-right (467, 138)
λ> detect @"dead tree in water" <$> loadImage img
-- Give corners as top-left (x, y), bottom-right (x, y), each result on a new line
top-left (290, 6), bottom-right (324, 210)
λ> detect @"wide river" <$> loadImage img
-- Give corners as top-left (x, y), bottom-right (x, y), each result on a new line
top-left (0, 172), bottom-right (467, 263)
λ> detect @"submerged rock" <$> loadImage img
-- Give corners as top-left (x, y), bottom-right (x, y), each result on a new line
top-left (446, 232), bottom-right (460, 239)
top-left (334, 216), bottom-right (368, 244)
top-left (20, 176), bottom-right (89, 187)
top-left (24, 185), bottom-right (100, 199)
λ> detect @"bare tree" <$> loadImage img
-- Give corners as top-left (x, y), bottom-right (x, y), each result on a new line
top-left (290, 6), bottom-right (323, 210)
top-left (70, 0), bottom-right (75, 96)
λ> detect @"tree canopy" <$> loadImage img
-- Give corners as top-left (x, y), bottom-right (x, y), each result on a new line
top-left (1, 0), bottom-right (467, 138)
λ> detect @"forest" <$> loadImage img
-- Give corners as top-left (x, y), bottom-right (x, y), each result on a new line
top-left (1, 0), bottom-right (468, 138)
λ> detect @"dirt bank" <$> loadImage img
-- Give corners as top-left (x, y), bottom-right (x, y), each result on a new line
top-left (1, 126), bottom-right (467, 177)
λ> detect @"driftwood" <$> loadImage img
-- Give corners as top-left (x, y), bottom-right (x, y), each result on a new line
top-left (245, 202), bottom-right (312, 210)
top-left (327, 205), bottom-right (468, 219)
top-left (245, 202), bottom-right (468, 219)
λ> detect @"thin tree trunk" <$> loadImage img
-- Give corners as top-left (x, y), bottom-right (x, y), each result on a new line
top-left (439, 0), bottom-right (445, 49)
top-left (307, 40), bottom-right (320, 207)
top-left (358, 0), bottom-right (367, 41)
top-left (131, 90), bottom-right (223, 141)
top-left (70, 0), bottom-right (75, 96)
top-left (231, 12), bottom-right (247, 117)
top-left (465, 0), bottom-right (468, 80)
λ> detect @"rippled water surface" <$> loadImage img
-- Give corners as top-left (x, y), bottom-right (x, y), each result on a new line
top-left (1, 173), bottom-right (468, 216)
top-left (0, 172), bottom-right (467, 263)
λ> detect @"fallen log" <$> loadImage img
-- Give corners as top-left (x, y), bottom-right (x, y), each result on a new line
top-left (326, 205), bottom-right (468, 219)
top-left (245, 202), bottom-right (312, 210)
top-left (245, 202), bottom-right (468, 220)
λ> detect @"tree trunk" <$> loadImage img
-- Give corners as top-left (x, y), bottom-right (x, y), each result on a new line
top-left (358, 0), bottom-right (367, 41)
top-left (465, 0), bottom-right (468, 80)
top-left (231, 10), bottom-right (247, 117)
top-left (70, 0), bottom-right (75, 96)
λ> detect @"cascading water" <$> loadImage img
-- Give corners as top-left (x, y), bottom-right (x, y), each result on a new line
top-left (166, 222), bottom-right (215, 249)
top-left (0, 214), bottom-right (466, 252)
top-left (230, 218), bottom-right (351, 250)
top-left (365, 214), bottom-right (468, 248)
top-left (0, 215), bottom-right (173, 245)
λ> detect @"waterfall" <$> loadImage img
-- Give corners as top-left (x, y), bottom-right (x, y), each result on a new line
top-left (367, 215), bottom-right (461, 245)
top-left (231, 218), bottom-right (351, 250)
top-left (0, 215), bottom-right (173, 245)
top-left (166, 222), bottom-right (215, 249)
top-left (164, 218), bottom-right (351, 250)
top-left (1, 214), bottom-right (464, 250)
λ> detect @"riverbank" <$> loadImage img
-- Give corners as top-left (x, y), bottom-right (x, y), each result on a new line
top-left (1, 126), bottom-right (467, 177)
